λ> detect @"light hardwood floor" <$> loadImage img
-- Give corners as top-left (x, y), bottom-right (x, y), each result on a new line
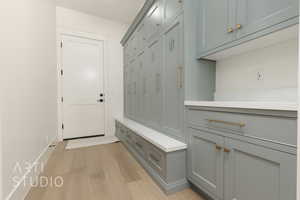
top-left (25, 142), bottom-right (205, 200)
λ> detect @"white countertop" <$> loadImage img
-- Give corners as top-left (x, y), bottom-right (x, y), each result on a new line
top-left (115, 117), bottom-right (187, 152)
top-left (185, 101), bottom-right (298, 111)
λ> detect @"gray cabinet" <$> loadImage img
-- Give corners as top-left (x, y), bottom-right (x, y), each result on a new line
top-left (136, 51), bottom-right (146, 121)
top-left (198, 0), bottom-right (235, 53)
top-left (128, 59), bottom-right (138, 120)
top-left (164, 0), bottom-right (183, 24)
top-left (115, 120), bottom-right (188, 194)
top-left (188, 128), bottom-right (224, 199)
top-left (197, 0), bottom-right (299, 57)
top-left (146, 0), bottom-right (163, 41)
top-left (224, 138), bottom-right (296, 200)
top-left (147, 38), bottom-right (163, 129)
top-left (236, 0), bottom-right (298, 39)
top-left (186, 107), bottom-right (297, 200)
top-left (162, 16), bottom-right (184, 140)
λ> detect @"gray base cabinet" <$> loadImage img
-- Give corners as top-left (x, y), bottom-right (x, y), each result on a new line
top-left (186, 107), bottom-right (297, 200)
top-left (224, 137), bottom-right (296, 200)
top-left (115, 120), bottom-right (188, 194)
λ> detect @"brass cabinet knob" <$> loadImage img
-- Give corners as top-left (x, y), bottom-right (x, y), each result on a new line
top-left (236, 24), bottom-right (242, 30)
top-left (227, 27), bottom-right (234, 33)
top-left (224, 148), bottom-right (231, 153)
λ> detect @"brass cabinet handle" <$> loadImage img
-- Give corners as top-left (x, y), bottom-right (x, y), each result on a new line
top-left (215, 145), bottom-right (222, 151)
top-left (177, 66), bottom-right (183, 89)
top-left (227, 27), bottom-right (234, 33)
top-left (206, 119), bottom-right (246, 128)
top-left (224, 148), bottom-right (231, 153)
top-left (236, 24), bottom-right (242, 30)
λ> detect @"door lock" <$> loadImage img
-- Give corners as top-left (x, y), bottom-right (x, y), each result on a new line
top-left (97, 99), bottom-right (104, 103)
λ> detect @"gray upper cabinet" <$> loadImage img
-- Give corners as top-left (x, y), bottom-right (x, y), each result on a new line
top-left (197, 0), bottom-right (299, 57)
top-left (224, 138), bottom-right (296, 200)
top-left (188, 128), bottom-right (224, 200)
top-left (164, 0), bottom-right (183, 25)
top-left (147, 39), bottom-right (163, 129)
top-left (136, 22), bottom-right (147, 53)
top-left (198, 0), bottom-right (236, 54)
top-left (146, 1), bottom-right (163, 41)
top-left (236, 0), bottom-right (298, 39)
top-left (162, 16), bottom-right (184, 140)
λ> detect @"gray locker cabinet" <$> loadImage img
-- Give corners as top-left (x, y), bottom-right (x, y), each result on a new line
top-left (124, 65), bottom-right (130, 117)
top-left (188, 128), bottom-right (224, 200)
top-left (137, 22), bottom-right (147, 53)
top-left (137, 51), bottom-right (146, 122)
top-left (198, 0), bottom-right (236, 55)
top-left (162, 15), bottom-right (184, 141)
top-left (146, 0), bottom-right (163, 41)
top-left (224, 138), bottom-right (296, 200)
top-left (129, 59), bottom-right (138, 120)
top-left (147, 38), bottom-right (163, 130)
top-left (164, 0), bottom-right (183, 25)
top-left (236, 0), bottom-right (299, 39)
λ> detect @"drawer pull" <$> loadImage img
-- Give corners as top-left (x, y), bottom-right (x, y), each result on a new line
top-left (150, 154), bottom-right (160, 163)
top-left (224, 148), bottom-right (231, 153)
top-left (206, 119), bottom-right (245, 128)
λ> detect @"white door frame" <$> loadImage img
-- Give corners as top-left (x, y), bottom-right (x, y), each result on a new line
top-left (57, 29), bottom-right (111, 141)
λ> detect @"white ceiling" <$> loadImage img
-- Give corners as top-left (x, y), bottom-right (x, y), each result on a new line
top-left (56, 0), bottom-right (146, 24)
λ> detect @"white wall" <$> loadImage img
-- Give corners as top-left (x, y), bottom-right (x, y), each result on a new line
top-left (215, 38), bottom-right (298, 101)
top-left (56, 7), bottom-right (128, 139)
top-left (0, 0), bottom-right (57, 199)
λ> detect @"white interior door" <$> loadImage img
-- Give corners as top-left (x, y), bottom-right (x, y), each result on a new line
top-left (61, 35), bottom-right (105, 139)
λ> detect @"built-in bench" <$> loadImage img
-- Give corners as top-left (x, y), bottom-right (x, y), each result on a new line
top-left (115, 117), bottom-right (188, 194)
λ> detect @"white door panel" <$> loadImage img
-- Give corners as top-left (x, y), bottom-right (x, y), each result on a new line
top-left (62, 35), bottom-right (105, 139)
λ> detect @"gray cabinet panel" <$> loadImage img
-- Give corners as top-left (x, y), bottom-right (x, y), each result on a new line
top-left (147, 39), bottom-right (163, 129)
top-left (164, 0), bottom-right (183, 24)
top-left (162, 16), bottom-right (184, 140)
top-left (146, 1), bottom-right (163, 41)
top-left (128, 59), bottom-right (138, 119)
top-left (236, 0), bottom-right (298, 39)
top-left (137, 51), bottom-right (146, 121)
top-left (224, 138), bottom-right (296, 200)
top-left (198, 0), bottom-right (236, 55)
top-left (188, 128), bottom-right (224, 199)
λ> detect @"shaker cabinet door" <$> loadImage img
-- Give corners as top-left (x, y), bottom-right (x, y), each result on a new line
top-left (137, 51), bottom-right (146, 122)
top-left (162, 16), bottom-right (184, 140)
top-left (164, 0), bottom-right (183, 24)
top-left (188, 128), bottom-right (224, 199)
top-left (224, 138), bottom-right (296, 200)
top-left (198, 0), bottom-right (236, 55)
top-left (146, 1), bottom-right (163, 41)
top-left (236, 0), bottom-right (299, 39)
top-left (147, 38), bottom-right (163, 129)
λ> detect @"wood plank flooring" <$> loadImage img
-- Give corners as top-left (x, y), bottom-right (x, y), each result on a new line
top-left (25, 142), bottom-right (204, 200)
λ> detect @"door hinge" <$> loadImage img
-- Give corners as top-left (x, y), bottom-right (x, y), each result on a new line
top-left (61, 97), bottom-right (64, 102)
top-left (60, 69), bottom-right (63, 76)
top-left (60, 41), bottom-right (63, 48)
top-left (62, 123), bottom-right (64, 130)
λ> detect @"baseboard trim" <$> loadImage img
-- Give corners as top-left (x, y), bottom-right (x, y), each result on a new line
top-left (5, 137), bottom-right (58, 200)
